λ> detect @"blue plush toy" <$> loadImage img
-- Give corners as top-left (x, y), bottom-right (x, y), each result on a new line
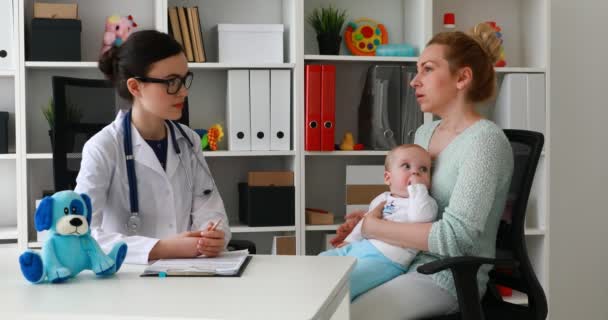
top-left (19, 191), bottom-right (128, 283)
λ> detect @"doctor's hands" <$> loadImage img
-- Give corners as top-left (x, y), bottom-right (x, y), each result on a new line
top-left (195, 222), bottom-right (226, 257)
top-left (148, 233), bottom-right (203, 260)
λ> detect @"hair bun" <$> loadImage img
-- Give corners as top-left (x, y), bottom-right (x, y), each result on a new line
top-left (468, 22), bottom-right (502, 65)
top-left (98, 47), bottom-right (119, 81)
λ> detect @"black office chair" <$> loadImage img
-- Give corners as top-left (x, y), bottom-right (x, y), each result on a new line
top-left (52, 76), bottom-right (117, 190)
top-left (417, 129), bottom-right (547, 320)
top-left (51, 76), bottom-right (191, 190)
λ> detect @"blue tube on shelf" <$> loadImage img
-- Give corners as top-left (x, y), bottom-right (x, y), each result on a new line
top-left (376, 43), bottom-right (417, 57)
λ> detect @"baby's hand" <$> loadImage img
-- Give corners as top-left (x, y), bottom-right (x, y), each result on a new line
top-left (336, 241), bottom-right (349, 248)
top-left (409, 175), bottom-right (423, 186)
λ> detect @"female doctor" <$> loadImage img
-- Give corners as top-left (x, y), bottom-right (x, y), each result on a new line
top-left (74, 30), bottom-right (231, 264)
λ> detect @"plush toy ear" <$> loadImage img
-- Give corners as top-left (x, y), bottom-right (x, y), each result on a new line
top-left (80, 193), bottom-right (93, 225)
top-left (35, 197), bottom-right (54, 231)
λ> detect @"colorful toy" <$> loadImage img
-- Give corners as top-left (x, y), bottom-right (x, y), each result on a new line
top-left (344, 18), bottom-right (388, 56)
top-left (100, 15), bottom-right (138, 55)
top-left (485, 21), bottom-right (506, 67)
top-left (19, 191), bottom-right (127, 283)
top-left (443, 13), bottom-right (456, 29)
top-left (195, 124), bottom-right (224, 151)
top-left (340, 132), bottom-right (355, 150)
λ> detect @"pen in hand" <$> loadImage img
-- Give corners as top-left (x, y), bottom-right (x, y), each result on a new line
top-left (210, 219), bottom-right (222, 231)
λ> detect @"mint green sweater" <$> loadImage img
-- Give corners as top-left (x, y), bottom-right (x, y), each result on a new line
top-left (409, 119), bottom-right (514, 298)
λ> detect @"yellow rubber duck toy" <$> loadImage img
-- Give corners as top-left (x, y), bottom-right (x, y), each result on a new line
top-left (340, 132), bottom-right (355, 150)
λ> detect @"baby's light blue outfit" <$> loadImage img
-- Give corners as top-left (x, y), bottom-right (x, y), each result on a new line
top-left (320, 184), bottom-right (438, 300)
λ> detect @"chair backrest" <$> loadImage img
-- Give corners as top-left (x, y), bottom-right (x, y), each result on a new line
top-left (490, 129), bottom-right (547, 319)
top-left (52, 76), bottom-right (117, 190)
top-left (51, 76), bottom-right (190, 191)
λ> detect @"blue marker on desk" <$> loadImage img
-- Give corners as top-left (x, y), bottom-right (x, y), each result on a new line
top-left (158, 271), bottom-right (167, 278)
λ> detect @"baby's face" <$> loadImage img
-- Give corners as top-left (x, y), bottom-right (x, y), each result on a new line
top-left (384, 147), bottom-right (432, 198)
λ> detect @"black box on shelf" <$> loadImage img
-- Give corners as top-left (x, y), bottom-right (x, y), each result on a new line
top-left (0, 111), bottom-right (8, 153)
top-left (29, 18), bottom-right (81, 61)
top-left (238, 183), bottom-right (295, 226)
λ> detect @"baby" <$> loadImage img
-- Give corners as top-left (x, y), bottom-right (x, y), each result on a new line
top-left (320, 144), bottom-right (438, 300)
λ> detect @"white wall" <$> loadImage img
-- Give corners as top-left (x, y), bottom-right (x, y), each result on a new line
top-left (550, 1), bottom-right (608, 319)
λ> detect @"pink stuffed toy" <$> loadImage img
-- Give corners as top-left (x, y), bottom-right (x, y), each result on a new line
top-left (100, 15), bottom-right (138, 55)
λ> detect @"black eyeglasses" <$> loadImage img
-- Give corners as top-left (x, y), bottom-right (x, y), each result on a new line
top-left (134, 71), bottom-right (194, 95)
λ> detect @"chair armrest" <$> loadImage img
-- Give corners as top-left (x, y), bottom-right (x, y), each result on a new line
top-left (416, 256), bottom-right (518, 320)
top-left (417, 256), bottom-right (518, 275)
top-left (227, 239), bottom-right (257, 254)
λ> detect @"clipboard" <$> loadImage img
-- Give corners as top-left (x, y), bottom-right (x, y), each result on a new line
top-left (141, 253), bottom-right (252, 278)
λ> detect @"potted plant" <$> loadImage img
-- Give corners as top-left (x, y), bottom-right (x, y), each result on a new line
top-left (42, 98), bottom-right (82, 149)
top-left (307, 6), bottom-right (347, 55)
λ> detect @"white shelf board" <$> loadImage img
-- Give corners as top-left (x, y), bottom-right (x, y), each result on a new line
top-left (305, 151), bottom-right (388, 156)
top-left (230, 224), bottom-right (296, 233)
top-left (0, 226), bottom-right (18, 240)
top-left (0, 154), bottom-right (16, 160)
top-left (303, 56), bottom-right (545, 73)
top-left (189, 62), bottom-right (295, 69)
top-left (26, 153), bottom-right (52, 159)
top-left (203, 150), bottom-right (295, 157)
top-left (27, 151), bottom-right (294, 159)
top-left (25, 61), bottom-right (98, 69)
top-left (495, 67), bottom-right (546, 73)
top-left (305, 55), bottom-right (418, 63)
top-left (0, 70), bottom-right (15, 77)
top-left (524, 228), bottom-right (546, 236)
top-left (28, 242), bottom-right (42, 249)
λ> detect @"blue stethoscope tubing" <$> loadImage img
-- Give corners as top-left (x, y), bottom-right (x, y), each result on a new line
top-left (123, 110), bottom-right (212, 234)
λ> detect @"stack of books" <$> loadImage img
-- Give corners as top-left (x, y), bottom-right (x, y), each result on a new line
top-left (168, 6), bottom-right (206, 62)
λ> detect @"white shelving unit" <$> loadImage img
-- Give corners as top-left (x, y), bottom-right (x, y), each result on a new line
top-left (6, 0), bottom-right (549, 305)
top-left (0, 0), bottom-right (19, 243)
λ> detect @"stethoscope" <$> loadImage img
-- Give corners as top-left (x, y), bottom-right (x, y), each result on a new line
top-left (123, 110), bottom-right (213, 234)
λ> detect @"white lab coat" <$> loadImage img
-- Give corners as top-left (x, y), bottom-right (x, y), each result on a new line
top-left (75, 110), bottom-right (231, 264)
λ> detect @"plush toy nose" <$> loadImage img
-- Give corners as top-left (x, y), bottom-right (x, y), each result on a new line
top-left (70, 218), bottom-right (83, 227)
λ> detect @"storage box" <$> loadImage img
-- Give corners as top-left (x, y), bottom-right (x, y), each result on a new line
top-left (346, 185), bottom-right (389, 204)
top-left (271, 235), bottom-right (296, 255)
top-left (248, 171), bottom-right (294, 186)
top-left (34, 2), bottom-right (78, 19)
top-left (238, 183), bottom-right (294, 226)
top-left (218, 24), bottom-right (284, 63)
top-left (0, 112), bottom-right (8, 154)
top-left (305, 208), bottom-right (334, 225)
top-left (30, 18), bottom-right (81, 61)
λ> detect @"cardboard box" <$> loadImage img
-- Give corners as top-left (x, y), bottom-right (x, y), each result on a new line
top-left (34, 2), bottom-right (78, 19)
top-left (272, 235), bottom-right (296, 255)
top-left (248, 171), bottom-right (294, 186)
top-left (345, 185), bottom-right (389, 204)
top-left (305, 208), bottom-right (334, 225)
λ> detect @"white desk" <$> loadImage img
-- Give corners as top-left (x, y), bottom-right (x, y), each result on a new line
top-left (0, 248), bottom-right (355, 320)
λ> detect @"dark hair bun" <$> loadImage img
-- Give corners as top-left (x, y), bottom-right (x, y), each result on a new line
top-left (98, 47), bottom-right (119, 81)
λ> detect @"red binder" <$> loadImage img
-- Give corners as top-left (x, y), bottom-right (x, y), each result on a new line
top-left (305, 65), bottom-right (322, 151)
top-left (320, 65), bottom-right (336, 151)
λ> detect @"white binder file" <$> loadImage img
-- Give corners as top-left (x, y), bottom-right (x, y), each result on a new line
top-left (249, 70), bottom-right (271, 150)
top-left (227, 70), bottom-right (251, 150)
top-left (0, 0), bottom-right (14, 70)
top-left (526, 74), bottom-right (546, 135)
top-left (494, 74), bottom-right (527, 130)
top-left (270, 70), bottom-right (291, 150)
